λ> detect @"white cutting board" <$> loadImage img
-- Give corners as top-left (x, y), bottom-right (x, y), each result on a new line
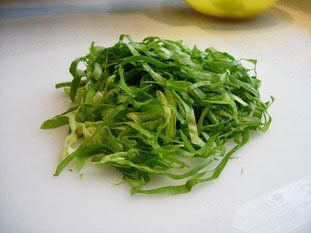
top-left (1, 1), bottom-right (311, 233)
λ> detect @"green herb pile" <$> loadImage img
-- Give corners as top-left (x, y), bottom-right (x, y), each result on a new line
top-left (41, 35), bottom-right (273, 195)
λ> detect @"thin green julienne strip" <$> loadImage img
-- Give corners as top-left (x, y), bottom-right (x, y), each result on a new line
top-left (41, 34), bottom-right (273, 195)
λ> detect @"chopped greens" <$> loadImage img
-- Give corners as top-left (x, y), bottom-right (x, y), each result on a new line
top-left (41, 35), bottom-right (273, 195)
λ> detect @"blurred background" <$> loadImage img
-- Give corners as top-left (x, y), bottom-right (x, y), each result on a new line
top-left (0, 0), bottom-right (310, 20)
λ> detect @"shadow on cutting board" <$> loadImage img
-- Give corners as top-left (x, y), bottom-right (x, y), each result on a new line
top-left (280, 0), bottom-right (311, 15)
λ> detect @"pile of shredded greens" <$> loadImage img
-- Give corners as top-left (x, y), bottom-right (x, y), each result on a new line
top-left (41, 35), bottom-right (273, 195)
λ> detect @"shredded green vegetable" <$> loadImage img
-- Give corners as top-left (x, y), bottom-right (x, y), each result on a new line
top-left (41, 35), bottom-right (273, 195)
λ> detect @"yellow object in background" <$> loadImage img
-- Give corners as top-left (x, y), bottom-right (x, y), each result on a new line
top-left (185, 0), bottom-right (279, 19)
